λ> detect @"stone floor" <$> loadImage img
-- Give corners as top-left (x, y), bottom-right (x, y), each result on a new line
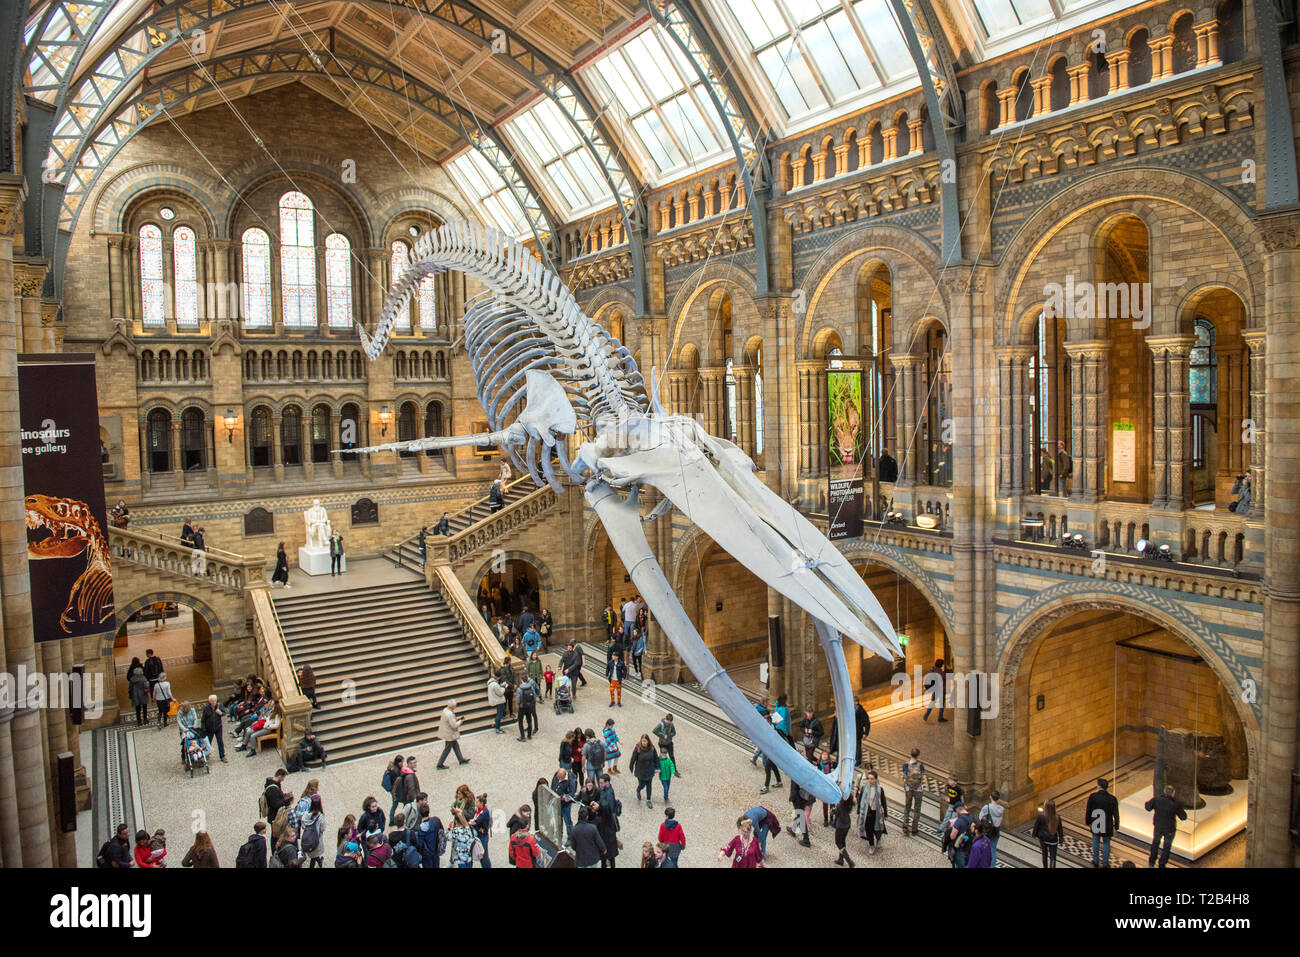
top-left (128, 663), bottom-right (947, 868)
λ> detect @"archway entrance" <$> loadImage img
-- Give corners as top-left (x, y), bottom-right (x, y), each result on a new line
top-left (476, 558), bottom-right (541, 620)
top-left (676, 540), bottom-right (769, 695)
top-left (113, 600), bottom-right (215, 723)
top-left (1022, 607), bottom-right (1249, 866)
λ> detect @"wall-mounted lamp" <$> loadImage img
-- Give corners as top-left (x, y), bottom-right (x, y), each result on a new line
top-left (379, 406), bottom-right (392, 437)
top-left (715, 600), bottom-right (723, 612)
top-left (1036, 694), bottom-right (1046, 711)
top-left (223, 409), bottom-right (237, 443)
top-left (915, 513), bottom-right (938, 530)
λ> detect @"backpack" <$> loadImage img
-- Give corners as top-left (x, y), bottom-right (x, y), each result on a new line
top-left (519, 684), bottom-right (536, 710)
top-left (389, 830), bottom-right (421, 868)
top-left (588, 739), bottom-right (606, 765)
top-left (300, 816), bottom-right (322, 854)
top-left (381, 768), bottom-right (394, 793)
top-left (258, 790), bottom-right (270, 819)
top-left (95, 840), bottom-right (116, 868)
top-left (235, 838), bottom-right (260, 869)
top-left (903, 762), bottom-right (924, 790)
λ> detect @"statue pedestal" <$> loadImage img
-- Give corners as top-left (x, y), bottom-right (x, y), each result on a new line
top-left (298, 546), bottom-right (344, 576)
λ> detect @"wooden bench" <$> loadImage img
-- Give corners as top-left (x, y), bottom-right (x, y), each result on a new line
top-left (255, 726), bottom-right (281, 754)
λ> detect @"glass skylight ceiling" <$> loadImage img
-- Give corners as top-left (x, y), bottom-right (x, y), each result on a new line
top-left (582, 24), bottom-right (730, 183)
top-left (503, 98), bottom-right (617, 219)
top-left (716, 0), bottom-right (917, 124)
top-left (447, 150), bottom-right (532, 238)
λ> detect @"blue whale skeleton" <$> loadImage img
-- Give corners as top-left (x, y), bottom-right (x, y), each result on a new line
top-left (345, 222), bottom-right (903, 802)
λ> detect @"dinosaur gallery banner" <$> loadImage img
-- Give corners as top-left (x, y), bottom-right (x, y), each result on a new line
top-left (827, 356), bottom-right (867, 541)
top-left (18, 354), bottom-right (115, 643)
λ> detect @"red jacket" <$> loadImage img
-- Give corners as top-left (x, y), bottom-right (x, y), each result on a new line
top-left (509, 830), bottom-right (542, 868)
top-left (658, 819), bottom-right (686, 848)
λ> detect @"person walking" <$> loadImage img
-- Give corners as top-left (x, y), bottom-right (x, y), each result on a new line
top-left (799, 708), bottom-right (824, 761)
top-left (620, 594), bottom-right (638, 641)
top-left (582, 727), bottom-right (606, 782)
top-left (901, 748), bottom-right (925, 835)
top-left (832, 794), bottom-right (855, 867)
top-left (631, 629), bottom-right (647, 678)
top-left (653, 714), bottom-right (680, 775)
top-left (434, 512), bottom-right (452, 536)
top-left (143, 649), bottom-right (164, 695)
top-left (658, 744), bottom-right (676, 804)
top-left (966, 821), bottom-right (993, 868)
top-left (488, 478), bottom-right (505, 513)
top-left (856, 769), bottom-right (888, 855)
top-left (487, 674), bottom-right (507, 733)
top-left (128, 665), bottom-right (150, 727)
top-left (923, 659), bottom-right (948, 722)
top-left (603, 719), bottom-right (621, 774)
top-left (759, 750), bottom-right (783, 794)
top-left (516, 673), bottom-right (539, 740)
top-left (299, 795), bottom-right (327, 868)
top-left (1055, 439), bottom-right (1073, 496)
top-left (629, 734), bottom-right (659, 809)
top-left (152, 671), bottom-right (174, 727)
top-left (658, 807), bottom-right (686, 864)
top-left (978, 790), bottom-right (1006, 865)
top-left (789, 778), bottom-right (814, 848)
top-left (1144, 785), bottom-right (1187, 868)
top-left (1032, 799), bottom-right (1063, 868)
top-left (719, 817), bottom-right (763, 868)
top-left (271, 542), bottom-right (290, 588)
top-left (606, 652), bottom-right (627, 708)
top-left (1085, 777), bottom-right (1120, 868)
top-left (436, 701), bottom-right (470, 768)
top-left (472, 793), bottom-right (493, 869)
top-left (201, 694), bottom-right (227, 762)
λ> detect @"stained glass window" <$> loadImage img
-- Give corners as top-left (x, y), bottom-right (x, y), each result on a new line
top-left (279, 191), bottom-right (317, 327)
top-left (418, 276), bottom-right (437, 330)
top-left (1190, 318), bottom-right (1217, 406)
top-left (241, 227), bottom-right (271, 328)
top-left (139, 224), bottom-right (164, 325)
top-left (390, 241), bottom-right (412, 330)
top-left (173, 226), bottom-right (198, 325)
top-left (324, 233), bottom-right (352, 328)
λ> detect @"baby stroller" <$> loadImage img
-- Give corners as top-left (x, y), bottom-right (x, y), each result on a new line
top-left (180, 728), bottom-right (211, 777)
top-left (553, 676), bottom-right (574, 716)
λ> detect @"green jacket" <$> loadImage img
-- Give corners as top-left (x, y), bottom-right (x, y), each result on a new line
top-left (658, 755), bottom-right (676, 781)
top-left (526, 658), bottom-right (543, 683)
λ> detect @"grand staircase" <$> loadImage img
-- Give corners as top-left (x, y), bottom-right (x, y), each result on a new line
top-left (384, 476), bottom-right (532, 568)
top-left (273, 578), bottom-right (495, 763)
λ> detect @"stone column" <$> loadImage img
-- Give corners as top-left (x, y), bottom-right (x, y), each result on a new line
top-left (272, 412), bottom-right (285, 482)
top-left (698, 368), bottom-right (725, 437)
top-left (1148, 335), bottom-right (1195, 510)
top-left (1151, 35), bottom-right (1174, 80)
top-left (882, 127), bottom-right (899, 162)
top-left (996, 88), bottom-right (1017, 127)
top-left (907, 117), bottom-right (925, 155)
top-left (1242, 329), bottom-right (1266, 515)
top-left (171, 419), bottom-right (185, 490)
top-left (1068, 64), bottom-right (1090, 106)
top-left (0, 177), bottom-right (55, 865)
top-left (1065, 341), bottom-right (1110, 503)
top-left (105, 233), bottom-right (126, 318)
top-left (1110, 49), bottom-right (1130, 91)
top-left (1215, 340), bottom-right (1246, 492)
top-left (995, 347), bottom-right (1033, 497)
top-left (1031, 76), bottom-right (1052, 117)
top-left (1194, 20), bottom-right (1221, 68)
top-left (1253, 221), bottom-right (1300, 866)
top-left (13, 261), bottom-right (46, 353)
top-left (892, 355), bottom-right (922, 486)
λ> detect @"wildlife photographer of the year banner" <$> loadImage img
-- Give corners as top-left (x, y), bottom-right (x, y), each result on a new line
top-left (18, 354), bottom-right (115, 643)
top-left (827, 358), bottom-right (866, 541)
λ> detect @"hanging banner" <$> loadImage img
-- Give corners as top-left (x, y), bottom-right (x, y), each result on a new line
top-left (18, 354), bottom-right (115, 643)
top-left (827, 357), bottom-right (867, 540)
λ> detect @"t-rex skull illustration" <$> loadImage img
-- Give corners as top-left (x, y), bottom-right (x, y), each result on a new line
top-left (343, 223), bottom-right (902, 801)
top-left (25, 493), bottom-right (114, 632)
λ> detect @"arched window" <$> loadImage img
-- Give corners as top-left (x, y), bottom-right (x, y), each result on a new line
top-left (181, 407), bottom-right (206, 471)
top-left (340, 402), bottom-right (361, 461)
top-left (311, 404), bottom-right (331, 463)
top-left (390, 241), bottom-right (412, 330)
top-left (325, 233), bottom-right (353, 328)
top-left (193, 349), bottom-right (206, 379)
top-left (173, 226), bottom-right (199, 325)
top-left (139, 224), bottom-right (165, 325)
top-left (249, 406), bottom-right (273, 467)
top-left (1030, 312), bottom-right (1071, 494)
top-left (397, 401), bottom-right (417, 457)
top-left (176, 350), bottom-right (189, 381)
top-left (140, 349), bottom-right (155, 381)
top-left (241, 227), bottom-right (271, 327)
top-left (425, 400), bottom-right (444, 459)
top-left (279, 191), bottom-right (317, 327)
top-left (281, 405), bottom-right (303, 466)
top-left (418, 276), bottom-right (438, 330)
top-left (436, 351), bottom-right (447, 378)
top-left (244, 352), bottom-right (257, 381)
top-left (146, 409), bottom-right (171, 472)
top-left (1190, 318), bottom-right (1218, 471)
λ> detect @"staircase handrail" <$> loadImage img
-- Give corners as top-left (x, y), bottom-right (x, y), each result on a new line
top-left (249, 588), bottom-right (311, 757)
top-left (430, 564), bottom-right (506, 673)
top-left (108, 524), bottom-right (267, 593)
top-left (428, 483), bottom-right (558, 568)
top-left (391, 474), bottom-right (534, 558)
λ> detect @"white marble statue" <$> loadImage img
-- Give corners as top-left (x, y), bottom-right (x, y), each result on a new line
top-left (304, 499), bottom-right (331, 550)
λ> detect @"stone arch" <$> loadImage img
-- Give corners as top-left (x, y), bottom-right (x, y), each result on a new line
top-left (993, 581), bottom-right (1261, 804)
top-left (832, 539), bottom-right (956, 635)
top-left (92, 162), bottom-right (230, 235)
top-left (113, 590), bottom-right (226, 645)
top-left (221, 147), bottom-right (381, 243)
top-left (584, 283), bottom-right (636, 324)
top-left (372, 185), bottom-right (468, 230)
top-left (997, 168), bottom-right (1263, 344)
top-left (666, 260), bottom-right (757, 338)
top-left (1171, 275), bottom-right (1255, 329)
top-left (796, 224), bottom-right (946, 359)
top-left (466, 549), bottom-right (557, 605)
